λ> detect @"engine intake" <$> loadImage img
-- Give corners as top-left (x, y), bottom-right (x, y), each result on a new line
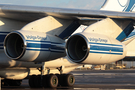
top-left (4, 32), bottom-right (26, 59)
top-left (66, 33), bottom-right (127, 64)
top-left (66, 35), bottom-right (89, 62)
top-left (4, 30), bottom-right (66, 62)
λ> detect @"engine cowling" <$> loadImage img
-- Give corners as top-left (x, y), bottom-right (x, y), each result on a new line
top-left (66, 33), bottom-right (127, 64)
top-left (4, 30), bottom-right (66, 62)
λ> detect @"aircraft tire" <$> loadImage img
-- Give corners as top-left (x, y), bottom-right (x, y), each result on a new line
top-left (12, 80), bottom-right (22, 86)
top-left (3, 79), bottom-right (10, 86)
top-left (34, 75), bottom-right (42, 88)
top-left (55, 74), bottom-right (61, 86)
top-left (3, 79), bottom-right (22, 86)
top-left (29, 75), bottom-right (36, 88)
top-left (42, 75), bottom-right (48, 88)
top-left (29, 74), bottom-right (75, 88)
top-left (47, 74), bottom-right (58, 88)
top-left (58, 74), bottom-right (66, 86)
top-left (64, 74), bottom-right (75, 87)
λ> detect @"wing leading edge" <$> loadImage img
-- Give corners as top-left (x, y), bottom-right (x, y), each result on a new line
top-left (0, 4), bottom-right (135, 22)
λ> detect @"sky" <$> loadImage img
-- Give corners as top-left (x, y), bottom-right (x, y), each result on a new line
top-left (0, 0), bottom-right (105, 10)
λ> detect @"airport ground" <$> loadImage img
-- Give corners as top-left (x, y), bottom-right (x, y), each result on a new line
top-left (2, 69), bottom-right (135, 90)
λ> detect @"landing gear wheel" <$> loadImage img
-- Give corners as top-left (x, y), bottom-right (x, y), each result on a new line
top-left (29, 75), bottom-right (36, 88)
top-left (12, 80), bottom-right (22, 86)
top-left (64, 74), bottom-right (75, 87)
top-left (34, 75), bottom-right (42, 88)
top-left (29, 74), bottom-right (75, 88)
top-left (58, 74), bottom-right (66, 86)
top-left (42, 75), bottom-right (48, 88)
top-left (55, 74), bottom-right (60, 86)
top-left (3, 79), bottom-right (22, 86)
top-left (48, 74), bottom-right (58, 88)
top-left (42, 74), bottom-right (58, 88)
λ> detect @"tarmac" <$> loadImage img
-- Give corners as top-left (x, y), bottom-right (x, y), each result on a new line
top-left (2, 69), bottom-right (135, 90)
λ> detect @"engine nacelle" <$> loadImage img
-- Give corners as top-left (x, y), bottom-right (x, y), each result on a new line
top-left (66, 33), bottom-right (127, 64)
top-left (4, 30), bottom-right (66, 62)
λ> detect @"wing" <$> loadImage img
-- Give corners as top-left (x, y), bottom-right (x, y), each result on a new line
top-left (1, 4), bottom-right (135, 41)
top-left (0, 4), bottom-right (135, 22)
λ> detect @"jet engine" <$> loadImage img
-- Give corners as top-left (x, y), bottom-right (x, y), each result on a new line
top-left (66, 32), bottom-right (127, 64)
top-left (4, 30), bottom-right (66, 62)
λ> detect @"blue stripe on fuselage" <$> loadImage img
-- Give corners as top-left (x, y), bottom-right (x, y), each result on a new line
top-left (0, 32), bottom-right (9, 46)
top-left (0, 32), bottom-right (9, 49)
top-left (0, 35), bottom-right (6, 42)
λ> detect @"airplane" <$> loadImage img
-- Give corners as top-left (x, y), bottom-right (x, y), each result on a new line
top-left (0, 0), bottom-right (135, 88)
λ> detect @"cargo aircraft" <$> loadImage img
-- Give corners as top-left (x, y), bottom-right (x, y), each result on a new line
top-left (0, 0), bottom-right (135, 88)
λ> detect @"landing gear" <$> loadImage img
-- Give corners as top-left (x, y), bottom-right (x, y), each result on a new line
top-left (29, 74), bottom-right (59, 88)
top-left (29, 73), bottom-right (75, 88)
top-left (34, 75), bottom-right (42, 88)
top-left (29, 75), bottom-right (40, 88)
top-left (29, 65), bottom-right (75, 88)
top-left (2, 79), bottom-right (22, 86)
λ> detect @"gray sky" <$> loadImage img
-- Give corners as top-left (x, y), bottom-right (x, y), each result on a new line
top-left (0, 0), bottom-right (105, 10)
